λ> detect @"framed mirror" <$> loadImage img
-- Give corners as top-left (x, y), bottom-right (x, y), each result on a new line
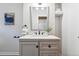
top-left (30, 6), bottom-right (49, 31)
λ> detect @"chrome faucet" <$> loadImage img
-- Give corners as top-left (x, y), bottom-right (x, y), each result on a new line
top-left (34, 31), bottom-right (45, 35)
top-left (38, 30), bottom-right (40, 35)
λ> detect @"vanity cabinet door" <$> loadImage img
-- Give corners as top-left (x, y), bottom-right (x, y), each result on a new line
top-left (40, 40), bottom-right (61, 56)
top-left (19, 42), bottom-right (38, 56)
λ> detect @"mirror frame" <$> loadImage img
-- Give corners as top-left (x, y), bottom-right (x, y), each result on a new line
top-left (30, 6), bottom-right (49, 31)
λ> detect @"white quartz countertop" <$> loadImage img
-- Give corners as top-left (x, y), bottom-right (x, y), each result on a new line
top-left (19, 35), bottom-right (60, 40)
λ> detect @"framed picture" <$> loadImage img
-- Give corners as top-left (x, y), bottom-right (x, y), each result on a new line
top-left (4, 13), bottom-right (14, 25)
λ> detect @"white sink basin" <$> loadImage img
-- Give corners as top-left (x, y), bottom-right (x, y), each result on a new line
top-left (20, 35), bottom-right (60, 39)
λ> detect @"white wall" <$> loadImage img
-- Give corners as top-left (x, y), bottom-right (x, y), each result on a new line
top-left (0, 3), bottom-right (23, 55)
top-left (62, 4), bottom-right (70, 55)
top-left (23, 3), bottom-right (55, 34)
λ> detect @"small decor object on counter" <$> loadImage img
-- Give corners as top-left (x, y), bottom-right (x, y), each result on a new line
top-left (4, 13), bottom-right (14, 25)
top-left (22, 25), bottom-right (29, 35)
top-left (45, 27), bottom-right (52, 35)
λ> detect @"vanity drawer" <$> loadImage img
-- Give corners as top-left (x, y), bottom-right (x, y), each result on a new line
top-left (40, 41), bottom-right (60, 49)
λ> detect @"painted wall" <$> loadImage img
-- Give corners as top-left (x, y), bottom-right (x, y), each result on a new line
top-left (23, 3), bottom-right (55, 34)
top-left (0, 3), bottom-right (23, 55)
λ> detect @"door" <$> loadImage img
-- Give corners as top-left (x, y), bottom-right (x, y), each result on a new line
top-left (62, 3), bottom-right (79, 56)
top-left (70, 4), bottom-right (79, 56)
top-left (20, 42), bottom-right (38, 56)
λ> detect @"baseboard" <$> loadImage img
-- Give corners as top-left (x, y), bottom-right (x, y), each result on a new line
top-left (0, 52), bottom-right (19, 56)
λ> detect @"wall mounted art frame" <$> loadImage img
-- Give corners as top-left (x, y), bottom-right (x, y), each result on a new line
top-left (4, 13), bottom-right (14, 25)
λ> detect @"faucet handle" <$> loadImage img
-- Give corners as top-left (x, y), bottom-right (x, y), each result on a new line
top-left (32, 31), bottom-right (38, 35)
top-left (41, 31), bottom-right (47, 35)
top-left (35, 32), bottom-right (37, 35)
top-left (41, 32), bottom-right (44, 35)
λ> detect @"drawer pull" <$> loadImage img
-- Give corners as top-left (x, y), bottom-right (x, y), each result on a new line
top-left (48, 44), bottom-right (51, 48)
top-left (36, 45), bottom-right (39, 48)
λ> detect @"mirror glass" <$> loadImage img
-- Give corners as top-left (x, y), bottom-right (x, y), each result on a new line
top-left (30, 6), bottom-right (49, 31)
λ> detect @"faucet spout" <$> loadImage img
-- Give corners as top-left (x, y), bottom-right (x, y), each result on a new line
top-left (38, 30), bottom-right (40, 35)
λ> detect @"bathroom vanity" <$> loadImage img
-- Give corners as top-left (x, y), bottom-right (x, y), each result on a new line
top-left (20, 3), bottom-right (62, 56)
top-left (19, 35), bottom-right (61, 56)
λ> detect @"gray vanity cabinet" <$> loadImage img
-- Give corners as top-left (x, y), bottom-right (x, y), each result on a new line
top-left (19, 39), bottom-right (61, 56)
top-left (19, 42), bottom-right (38, 56)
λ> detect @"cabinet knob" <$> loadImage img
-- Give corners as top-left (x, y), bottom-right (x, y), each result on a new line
top-left (48, 44), bottom-right (51, 48)
top-left (36, 45), bottom-right (39, 48)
